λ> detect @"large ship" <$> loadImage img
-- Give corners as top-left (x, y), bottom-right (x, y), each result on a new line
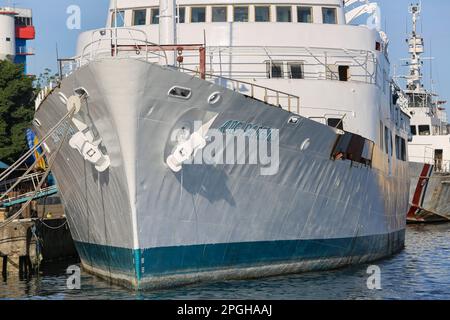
top-left (400, 4), bottom-right (450, 223)
top-left (32, 0), bottom-right (409, 289)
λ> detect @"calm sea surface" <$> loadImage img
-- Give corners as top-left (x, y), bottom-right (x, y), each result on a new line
top-left (1, 224), bottom-right (449, 300)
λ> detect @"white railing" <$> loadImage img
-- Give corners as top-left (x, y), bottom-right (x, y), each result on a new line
top-left (59, 28), bottom-right (379, 86)
top-left (16, 46), bottom-right (34, 55)
top-left (436, 160), bottom-right (450, 173)
top-left (80, 28), bottom-right (167, 66)
top-left (178, 46), bottom-right (378, 85)
top-left (178, 67), bottom-right (300, 113)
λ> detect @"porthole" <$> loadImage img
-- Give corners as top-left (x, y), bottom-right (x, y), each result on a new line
top-left (74, 87), bottom-right (89, 97)
top-left (288, 116), bottom-right (300, 124)
top-left (208, 92), bottom-right (222, 105)
top-left (168, 86), bottom-right (192, 100)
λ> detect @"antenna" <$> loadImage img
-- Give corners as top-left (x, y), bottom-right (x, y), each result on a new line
top-left (56, 43), bottom-right (62, 81)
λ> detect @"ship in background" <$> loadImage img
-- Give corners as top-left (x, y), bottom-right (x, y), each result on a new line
top-left (32, 0), bottom-right (409, 289)
top-left (399, 4), bottom-right (450, 223)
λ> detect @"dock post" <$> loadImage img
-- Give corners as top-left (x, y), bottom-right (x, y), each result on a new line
top-left (1, 255), bottom-right (6, 280)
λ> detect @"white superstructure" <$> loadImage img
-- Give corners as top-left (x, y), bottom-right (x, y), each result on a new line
top-left (71, 0), bottom-right (410, 154)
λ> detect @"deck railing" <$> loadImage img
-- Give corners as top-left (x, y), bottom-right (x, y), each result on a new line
top-left (57, 27), bottom-right (382, 112)
top-left (177, 67), bottom-right (300, 113)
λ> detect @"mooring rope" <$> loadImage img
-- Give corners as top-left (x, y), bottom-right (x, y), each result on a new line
top-left (0, 108), bottom-right (75, 230)
top-left (0, 109), bottom-right (75, 183)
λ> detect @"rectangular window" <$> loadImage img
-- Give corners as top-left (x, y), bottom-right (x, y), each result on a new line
top-left (111, 10), bottom-right (125, 27)
top-left (151, 8), bottom-right (159, 24)
top-left (212, 7), bottom-right (227, 22)
top-left (177, 7), bottom-right (186, 23)
top-left (191, 7), bottom-right (206, 23)
top-left (418, 125), bottom-right (431, 136)
top-left (380, 121), bottom-right (384, 147)
top-left (410, 125), bottom-right (417, 136)
top-left (255, 6), bottom-right (270, 22)
top-left (132, 9), bottom-right (147, 26)
top-left (395, 136), bottom-right (401, 160)
top-left (322, 7), bottom-right (337, 24)
top-left (384, 126), bottom-right (389, 154)
top-left (288, 62), bottom-right (304, 79)
top-left (234, 6), bottom-right (249, 22)
top-left (327, 118), bottom-right (344, 130)
top-left (401, 138), bottom-right (407, 161)
top-left (297, 7), bottom-right (313, 23)
top-left (266, 61), bottom-right (283, 78)
top-left (6, 37), bottom-right (10, 42)
top-left (338, 66), bottom-right (350, 81)
top-left (277, 6), bottom-right (292, 22)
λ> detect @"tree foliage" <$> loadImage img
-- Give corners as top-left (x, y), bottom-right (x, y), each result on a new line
top-left (0, 60), bottom-right (35, 164)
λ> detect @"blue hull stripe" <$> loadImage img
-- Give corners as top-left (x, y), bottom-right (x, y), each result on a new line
top-left (74, 230), bottom-right (405, 280)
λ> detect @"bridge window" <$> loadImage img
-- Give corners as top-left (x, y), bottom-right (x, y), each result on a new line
top-left (15, 17), bottom-right (32, 26)
top-left (191, 7), bottom-right (206, 23)
top-left (276, 6), bottom-right (292, 22)
top-left (177, 7), bottom-right (186, 23)
top-left (410, 125), bottom-right (417, 135)
top-left (212, 7), bottom-right (227, 22)
top-left (132, 9), bottom-right (147, 26)
top-left (288, 62), bottom-right (304, 79)
top-left (234, 6), bottom-right (249, 22)
top-left (111, 10), bottom-right (125, 27)
top-left (297, 6), bottom-right (313, 23)
top-left (266, 61), bottom-right (283, 78)
top-left (150, 8), bottom-right (159, 24)
top-left (395, 135), bottom-right (407, 161)
top-left (418, 125), bottom-right (430, 136)
top-left (255, 6), bottom-right (270, 22)
top-left (322, 7), bottom-right (337, 24)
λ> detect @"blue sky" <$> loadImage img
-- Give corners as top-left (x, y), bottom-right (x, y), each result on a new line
top-left (6, 0), bottom-right (450, 117)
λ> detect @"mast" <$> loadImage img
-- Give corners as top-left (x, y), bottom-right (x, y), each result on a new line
top-left (159, 0), bottom-right (176, 65)
top-left (406, 3), bottom-right (424, 93)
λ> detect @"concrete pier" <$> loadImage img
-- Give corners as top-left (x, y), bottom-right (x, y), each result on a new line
top-left (0, 199), bottom-right (78, 280)
top-left (0, 220), bottom-right (38, 279)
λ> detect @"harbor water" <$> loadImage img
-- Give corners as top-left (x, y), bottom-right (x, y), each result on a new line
top-left (1, 224), bottom-right (449, 300)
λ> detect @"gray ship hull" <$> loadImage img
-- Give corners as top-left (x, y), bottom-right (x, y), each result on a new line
top-left (34, 58), bottom-right (408, 289)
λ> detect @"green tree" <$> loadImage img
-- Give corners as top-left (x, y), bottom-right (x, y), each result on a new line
top-left (0, 60), bottom-right (35, 164)
top-left (35, 68), bottom-right (59, 91)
